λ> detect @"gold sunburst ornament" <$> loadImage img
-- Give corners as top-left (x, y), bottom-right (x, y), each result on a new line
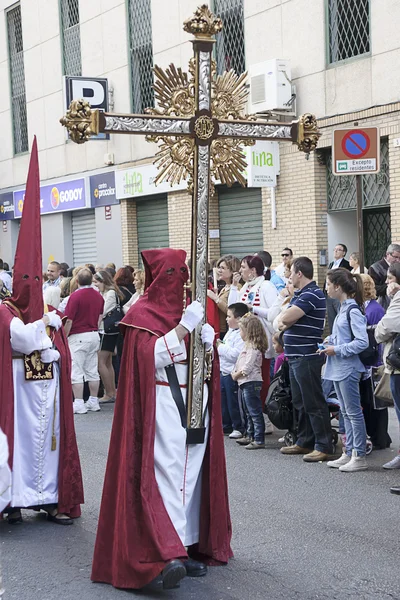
top-left (146, 52), bottom-right (256, 192)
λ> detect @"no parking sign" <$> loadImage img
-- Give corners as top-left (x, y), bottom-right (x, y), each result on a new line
top-left (332, 127), bottom-right (380, 175)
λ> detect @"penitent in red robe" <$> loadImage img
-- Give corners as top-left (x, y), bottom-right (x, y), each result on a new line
top-left (91, 248), bottom-right (232, 590)
top-left (0, 303), bottom-right (84, 516)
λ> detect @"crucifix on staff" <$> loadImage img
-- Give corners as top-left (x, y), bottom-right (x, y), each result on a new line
top-left (60, 4), bottom-right (321, 443)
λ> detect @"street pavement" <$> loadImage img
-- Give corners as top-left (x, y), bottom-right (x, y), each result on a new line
top-left (3, 405), bottom-right (400, 600)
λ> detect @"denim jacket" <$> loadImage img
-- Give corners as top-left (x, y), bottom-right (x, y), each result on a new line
top-left (324, 299), bottom-right (368, 381)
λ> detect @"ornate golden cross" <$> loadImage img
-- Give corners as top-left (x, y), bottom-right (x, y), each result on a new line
top-left (60, 4), bottom-right (320, 444)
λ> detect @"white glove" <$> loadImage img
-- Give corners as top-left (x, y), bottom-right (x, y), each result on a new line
top-left (201, 323), bottom-right (215, 350)
top-left (40, 348), bottom-right (60, 363)
top-left (45, 311), bottom-right (62, 331)
top-left (179, 300), bottom-right (204, 333)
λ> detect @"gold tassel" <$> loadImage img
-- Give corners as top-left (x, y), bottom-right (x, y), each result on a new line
top-left (51, 381), bottom-right (58, 451)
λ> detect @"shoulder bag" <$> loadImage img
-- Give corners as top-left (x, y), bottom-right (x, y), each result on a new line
top-left (103, 294), bottom-right (123, 334)
top-left (346, 305), bottom-right (379, 367)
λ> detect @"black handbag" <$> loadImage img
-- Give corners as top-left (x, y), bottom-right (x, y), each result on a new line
top-left (103, 297), bottom-right (123, 334)
top-left (387, 334), bottom-right (400, 371)
top-left (346, 305), bottom-right (379, 367)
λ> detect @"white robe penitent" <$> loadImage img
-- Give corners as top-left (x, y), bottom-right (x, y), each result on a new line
top-left (9, 318), bottom-right (61, 508)
top-left (153, 330), bottom-right (210, 547)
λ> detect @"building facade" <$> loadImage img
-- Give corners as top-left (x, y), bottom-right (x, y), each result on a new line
top-left (0, 0), bottom-right (399, 276)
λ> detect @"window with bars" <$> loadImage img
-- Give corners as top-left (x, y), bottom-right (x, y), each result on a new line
top-left (127, 0), bottom-right (154, 113)
top-left (328, 0), bottom-right (370, 64)
top-left (60, 0), bottom-right (81, 76)
top-left (7, 4), bottom-right (28, 155)
top-left (214, 0), bottom-right (245, 75)
top-left (326, 139), bottom-right (390, 212)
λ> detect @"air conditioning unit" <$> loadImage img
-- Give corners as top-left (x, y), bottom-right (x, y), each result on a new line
top-left (248, 59), bottom-right (292, 114)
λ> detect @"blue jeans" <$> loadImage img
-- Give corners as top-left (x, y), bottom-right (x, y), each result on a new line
top-left (240, 381), bottom-right (265, 444)
top-left (334, 372), bottom-right (366, 456)
top-left (288, 355), bottom-right (333, 453)
top-left (390, 374), bottom-right (400, 423)
top-left (220, 374), bottom-right (244, 433)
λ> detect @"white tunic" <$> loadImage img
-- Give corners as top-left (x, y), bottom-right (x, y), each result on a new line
top-left (0, 429), bottom-right (11, 512)
top-left (9, 317), bottom-right (61, 508)
top-left (153, 330), bottom-right (209, 547)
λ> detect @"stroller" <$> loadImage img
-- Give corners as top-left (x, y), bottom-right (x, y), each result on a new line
top-left (264, 361), bottom-right (340, 453)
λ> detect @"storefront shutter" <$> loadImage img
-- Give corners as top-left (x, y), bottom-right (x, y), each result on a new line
top-left (72, 209), bottom-right (97, 265)
top-left (137, 194), bottom-right (169, 258)
top-left (218, 187), bottom-right (263, 257)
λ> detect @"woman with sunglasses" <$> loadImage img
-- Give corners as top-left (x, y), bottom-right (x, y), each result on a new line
top-left (228, 255), bottom-right (278, 412)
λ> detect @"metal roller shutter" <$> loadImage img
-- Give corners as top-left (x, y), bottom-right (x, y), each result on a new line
top-left (72, 210), bottom-right (97, 265)
top-left (137, 195), bottom-right (169, 258)
top-left (218, 187), bottom-right (263, 257)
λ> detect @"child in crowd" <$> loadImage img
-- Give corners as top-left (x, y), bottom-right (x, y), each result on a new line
top-left (272, 332), bottom-right (286, 375)
top-left (232, 314), bottom-right (269, 449)
top-left (217, 303), bottom-right (250, 437)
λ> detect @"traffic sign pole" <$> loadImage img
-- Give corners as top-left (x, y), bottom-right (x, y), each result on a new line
top-left (356, 175), bottom-right (365, 273)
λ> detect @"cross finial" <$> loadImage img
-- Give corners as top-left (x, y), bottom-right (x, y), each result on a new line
top-left (183, 4), bottom-right (223, 40)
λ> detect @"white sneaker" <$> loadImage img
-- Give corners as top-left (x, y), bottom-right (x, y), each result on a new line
top-left (264, 416), bottom-right (274, 435)
top-left (339, 450), bottom-right (368, 472)
top-left (86, 397), bottom-right (101, 412)
top-left (327, 452), bottom-right (351, 469)
top-left (383, 455), bottom-right (400, 469)
top-left (73, 399), bottom-right (88, 415)
top-left (278, 436), bottom-right (285, 443)
top-left (229, 430), bottom-right (243, 439)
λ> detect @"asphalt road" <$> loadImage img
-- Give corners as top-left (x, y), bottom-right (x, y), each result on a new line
top-left (3, 405), bottom-right (400, 600)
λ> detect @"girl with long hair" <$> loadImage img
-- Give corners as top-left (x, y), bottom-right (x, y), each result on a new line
top-left (228, 254), bottom-right (278, 417)
top-left (93, 270), bottom-right (124, 402)
top-left (320, 268), bottom-right (369, 472)
top-left (232, 314), bottom-right (269, 449)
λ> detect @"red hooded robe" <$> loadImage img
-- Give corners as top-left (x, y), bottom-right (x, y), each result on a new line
top-left (91, 248), bottom-right (232, 589)
top-left (0, 137), bottom-right (83, 516)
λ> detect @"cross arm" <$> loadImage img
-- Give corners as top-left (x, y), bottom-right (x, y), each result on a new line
top-left (217, 119), bottom-right (294, 141)
top-left (217, 113), bottom-right (320, 153)
top-left (59, 100), bottom-right (191, 144)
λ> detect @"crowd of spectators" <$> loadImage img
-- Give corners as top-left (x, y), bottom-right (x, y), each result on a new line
top-left (2, 241), bottom-right (400, 492)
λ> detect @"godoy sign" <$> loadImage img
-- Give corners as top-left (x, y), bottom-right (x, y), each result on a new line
top-left (14, 179), bottom-right (87, 217)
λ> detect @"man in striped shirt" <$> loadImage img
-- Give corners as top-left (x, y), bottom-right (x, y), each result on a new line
top-left (278, 257), bottom-right (333, 462)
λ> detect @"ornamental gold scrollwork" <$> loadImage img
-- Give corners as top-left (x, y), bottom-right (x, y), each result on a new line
top-left (296, 113), bottom-right (321, 154)
top-left (59, 99), bottom-right (99, 144)
top-left (183, 4), bottom-right (223, 39)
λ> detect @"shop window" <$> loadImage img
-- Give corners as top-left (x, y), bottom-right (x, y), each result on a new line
top-left (7, 4), bottom-right (28, 154)
top-left (127, 0), bottom-right (154, 113)
top-left (328, 0), bottom-right (370, 64)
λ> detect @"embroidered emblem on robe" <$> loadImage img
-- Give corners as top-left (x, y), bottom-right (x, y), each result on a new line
top-left (24, 351), bottom-right (53, 380)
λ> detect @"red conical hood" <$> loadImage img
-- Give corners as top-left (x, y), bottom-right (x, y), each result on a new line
top-left (121, 248), bottom-right (188, 336)
top-left (10, 137), bottom-right (44, 324)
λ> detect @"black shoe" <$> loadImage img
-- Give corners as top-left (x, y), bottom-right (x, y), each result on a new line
top-left (390, 486), bottom-right (400, 495)
top-left (182, 558), bottom-right (208, 577)
top-left (161, 560), bottom-right (187, 589)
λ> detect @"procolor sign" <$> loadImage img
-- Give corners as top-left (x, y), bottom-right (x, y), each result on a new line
top-left (14, 179), bottom-right (87, 217)
top-left (0, 193), bottom-right (15, 220)
top-left (90, 172), bottom-right (118, 207)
